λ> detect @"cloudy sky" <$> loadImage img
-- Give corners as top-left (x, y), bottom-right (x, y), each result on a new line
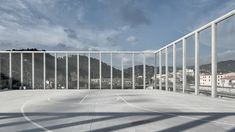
top-left (0, 0), bottom-right (235, 51)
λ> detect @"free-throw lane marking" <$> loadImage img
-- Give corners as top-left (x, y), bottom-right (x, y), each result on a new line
top-left (79, 94), bottom-right (89, 104)
top-left (21, 100), bottom-right (52, 132)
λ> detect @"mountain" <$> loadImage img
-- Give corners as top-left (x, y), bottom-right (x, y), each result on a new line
top-left (124, 65), bottom-right (154, 79)
top-left (0, 49), bottom-right (156, 88)
top-left (198, 60), bottom-right (235, 74)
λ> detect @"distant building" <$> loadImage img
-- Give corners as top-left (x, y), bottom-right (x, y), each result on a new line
top-left (91, 78), bottom-right (99, 83)
top-left (186, 69), bottom-right (194, 77)
top-left (200, 72), bottom-right (235, 88)
top-left (220, 73), bottom-right (235, 88)
top-left (200, 74), bottom-right (211, 86)
top-left (177, 69), bottom-right (194, 78)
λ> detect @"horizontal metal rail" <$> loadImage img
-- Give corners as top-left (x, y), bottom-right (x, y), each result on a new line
top-left (0, 51), bottom-right (155, 54)
top-left (155, 9), bottom-right (235, 54)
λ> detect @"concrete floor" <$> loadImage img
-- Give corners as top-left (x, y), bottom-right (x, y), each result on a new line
top-left (0, 90), bottom-right (235, 132)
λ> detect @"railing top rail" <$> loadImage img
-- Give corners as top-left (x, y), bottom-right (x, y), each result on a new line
top-left (155, 9), bottom-right (235, 53)
top-left (0, 50), bottom-right (155, 54)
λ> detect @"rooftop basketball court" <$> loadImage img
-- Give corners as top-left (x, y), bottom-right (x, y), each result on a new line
top-left (0, 90), bottom-right (235, 132)
top-left (1, 5), bottom-right (235, 132)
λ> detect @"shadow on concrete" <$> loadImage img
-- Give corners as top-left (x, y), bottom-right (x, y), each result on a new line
top-left (0, 112), bottom-right (234, 132)
top-left (228, 127), bottom-right (235, 132)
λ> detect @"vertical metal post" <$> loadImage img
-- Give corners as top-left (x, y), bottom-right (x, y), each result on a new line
top-left (9, 52), bottom-right (12, 89)
top-left (195, 32), bottom-right (199, 95)
top-left (183, 38), bottom-right (187, 93)
top-left (66, 53), bottom-right (68, 89)
top-left (43, 52), bottom-right (46, 90)
top-left (88, 53), bottom-right (90, 90)
top-left (165, 48), bottom-right (168, 91)
top-left (32, 53), bottom-right (35, 90)
top-left (159, 51), bottom-right (162, 90)
top-left (110, 53), bottom-right (113, 89)
top-left (54, 53), bottom-right (57, 89)
top-left (143, 54), bottom-right (146, 89)
top-left (132, 53), bottom-right (135, 89)
top-left (77, 54), bottom-right (79, 89)
top-left (99, 52), bottom-right (102, 89)
top-left (121, 54), bottom-right (124, 89)
top-left (173, 43), bottom-right (176, 92)
top-left (211, 23), bottom-right (217, 98)
top-left (21, 53), bottom-right (23, 89)
top-left (154, 53), bottom-right (157, 89)
top-left (0, 54), bottom-right (1, 89)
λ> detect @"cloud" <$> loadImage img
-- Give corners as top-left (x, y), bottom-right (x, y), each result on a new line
top-left (126, 36), bottom-right (137, 44)
top-left (0, 0), bottom-right (125, 51)
top-left (120, 3), bottom-right (150, 27)
top-left (193, 3), bottom-right (235, 62)
top-left (97, 0), bottom-right (150, 27)
top-left (217, 15), bottom-right (235, 49)
top-left (218, 50), bottom-right (235, 61)
top-left (0, 22), bottom-right (123, 50)
top-left (64, 28), bottom-right (78, 39)
top-left (189, 0), bottom-right (235, 30)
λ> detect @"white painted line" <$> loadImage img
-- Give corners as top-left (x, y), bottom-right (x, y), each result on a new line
top-left (79, 94), bottom-right (89, 104)
top-left (21, 100), bottom-right (53, 132)
top-left (116, 94), bottom-right (234, 127)
top-left (116, 94), bottom-right (158, 113)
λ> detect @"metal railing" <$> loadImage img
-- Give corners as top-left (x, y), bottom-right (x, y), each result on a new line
top-left (155, 9), bottom-right (235, 98)
top-left (0, 9), bottom-right (235, 98)
top-left (0, 51), bottom-right (155, 90)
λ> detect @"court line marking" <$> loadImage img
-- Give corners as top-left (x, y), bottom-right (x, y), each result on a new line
top-left (21, 100), bottom-right (53, 132)
top-left (20, 92), bottom-right (232, 132)
top-left (79, 94), bottom-right (89, 104)
top-left (21, 91), bottom-right (86, 132)
top-left (47, 92), bottom-right (119, 105)
top-left (116, 94), bottom-right (234, 127)
top-left (47, 91), bottom-right (90, 104)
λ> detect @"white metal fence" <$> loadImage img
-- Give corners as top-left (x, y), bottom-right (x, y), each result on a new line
top-left (155, 9), bottom-right (235, 98)
top-left (0, 9), bottom-right (235, 98)
top-left (0, 51), bottom-right (155, 90)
